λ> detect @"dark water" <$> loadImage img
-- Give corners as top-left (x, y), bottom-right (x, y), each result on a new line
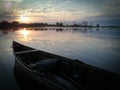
top-left (0, 27), bottom-right (120, 90)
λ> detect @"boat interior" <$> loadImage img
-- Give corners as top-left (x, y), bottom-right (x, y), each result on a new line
top-left (15, 50), bottom-right (86, 88)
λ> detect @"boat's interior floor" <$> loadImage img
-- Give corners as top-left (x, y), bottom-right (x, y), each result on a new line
top-left (28, 59), bottom-right (84, 90)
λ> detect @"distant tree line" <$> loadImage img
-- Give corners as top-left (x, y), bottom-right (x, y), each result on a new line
top-left (0, 20), bottom-right (100, 28)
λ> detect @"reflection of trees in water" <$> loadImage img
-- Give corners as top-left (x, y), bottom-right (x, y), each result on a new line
top-left (1, 29), bottom-right (17, 35)
top-left (54, 27), bottom-right (100, 34)
top-left (56, 28), bottom-right (63, 32)
top-left (96, 28), bottom-right (99, 31)
top-left (2, 30), bottom-right (8, 34)
top-left (31, 27), bottom-right (100, 33)
top-left (0, 27), bottom-right (100, 35)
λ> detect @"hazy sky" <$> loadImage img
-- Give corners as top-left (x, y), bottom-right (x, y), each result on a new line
top-left (0, 0), bottom-right (120, 25)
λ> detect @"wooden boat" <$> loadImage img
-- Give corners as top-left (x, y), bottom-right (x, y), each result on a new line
top-left (13, 41), bottom-right (120, 90)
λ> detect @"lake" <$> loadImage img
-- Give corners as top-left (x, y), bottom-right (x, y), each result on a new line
top-left (0, 27), bottom-right (120, 90)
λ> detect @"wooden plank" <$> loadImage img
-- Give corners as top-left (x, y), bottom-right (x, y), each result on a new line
top-left (15, 50), bottom-right (39, 54)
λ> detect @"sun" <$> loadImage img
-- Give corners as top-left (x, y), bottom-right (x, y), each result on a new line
top-left (19, 16), bottom-right (30, 23)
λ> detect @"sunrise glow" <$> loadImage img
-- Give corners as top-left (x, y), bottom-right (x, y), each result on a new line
top-left (19, 16), bottom-right (30, 23)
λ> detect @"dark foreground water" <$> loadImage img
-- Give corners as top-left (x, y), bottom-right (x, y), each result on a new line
top-left (0, 27), bottom-right (120, 90)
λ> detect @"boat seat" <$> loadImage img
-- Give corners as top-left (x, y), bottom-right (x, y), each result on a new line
top-left (15, 50), bottom-right (39, 54)
top-left (29, 58), bottom-right (59, 72)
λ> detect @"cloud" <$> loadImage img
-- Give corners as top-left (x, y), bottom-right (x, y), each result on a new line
top-left (0, 0), bottom-right (119, 25)
top-left (71, 10), bottom-right (104, 20)
top-left (103, 2), bottom-right (120, 8)
top-left (0, 11), bottom-right (18, 21)
top-left (102, 0), bottom-right (120, 8)
top-left (64, 0), bottom-right (71, 3)
top-left (2, 0), bottom-right (23, 2)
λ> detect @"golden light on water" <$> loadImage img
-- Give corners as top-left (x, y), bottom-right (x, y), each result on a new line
top-left (21, 28), bottom-right (29, 38)
top-left (18, 28), bottom-right (30, 42)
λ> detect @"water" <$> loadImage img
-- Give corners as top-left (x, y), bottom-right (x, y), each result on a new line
top-left (0, 27), bottom-right (120, 90)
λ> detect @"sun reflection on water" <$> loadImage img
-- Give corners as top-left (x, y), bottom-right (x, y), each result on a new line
top-left (21, 28), bottom-right (29, 37)
top-left (20, 28), bottom-right (30, 42)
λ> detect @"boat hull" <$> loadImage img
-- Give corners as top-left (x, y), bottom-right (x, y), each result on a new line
top-left (13, 41), bottom-right (120, 90)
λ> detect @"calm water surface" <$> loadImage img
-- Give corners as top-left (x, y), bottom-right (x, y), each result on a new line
top-left (0, 27), bottom-right (120, 90)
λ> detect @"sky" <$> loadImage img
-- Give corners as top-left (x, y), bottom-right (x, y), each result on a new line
top-left (0, 0), bottom-right (120, 25)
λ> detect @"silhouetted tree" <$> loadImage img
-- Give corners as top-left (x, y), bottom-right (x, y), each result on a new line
top-left (56, 22), bottom-right (63, 26)
top-left (96, 24), bottom-right (100, 27)
top-left (90, 22), bottom-right (93, 27)
top-left (0, 20), bottom-right (9, 28)
top-left (12, 21), bottom-right (19, 25)
top-left (1, 20), bottom-right (8, 24)
top-left (11, 21), bottom-right (19, 27)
